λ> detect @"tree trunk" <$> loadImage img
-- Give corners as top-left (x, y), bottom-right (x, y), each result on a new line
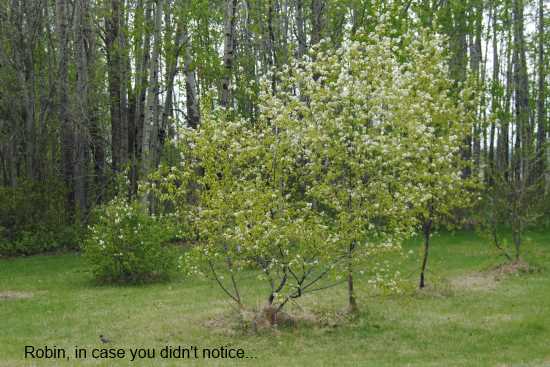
top-left (489, 0), bottom-right (499, 182)
top-left (347, 241), bottom-right (358, 313)
top-left (119, 1), bottom-right (129, 169)
top-left (446, 2), bottom-right (470, 178)
top-left (512, 223), bottom-right (521, 261)
top-left (56, 0), bottom-right (74, 216)
top-left (129, 0), bottom-right (152, 196)
top-left (220, 0), bottom-right (238, 108)
top-left (9, 138), bottom-right (17, 187)
top-left (310, 0), bottom-right (325, 46)
top-left (267, 0), bottom-right (276, 67)
top-left (512, 0), bottom-right (530, 181)
top-left (142, 0), bottom-right (162, 175)
top-left (160, 22), bottom-right (185, 161)
top-left (498, 3), bottom-right (512, 177)
top-left (74, 0), bottom-right (91, 216)
top-left (21, 55), bottom-right (36, 180)
top-left (535, 0), bottom-right (545, 182)
top-left (106, 0), bottom-right (123, 173)
top-left (419, 219), bottom-right (433, 289)
top-left (469, 0), bottom-right (482, 176)
top-left (9, 0), bottom-right (38, 180)
top-left (295, 0), bottom-right (306, 58)
top-left (184, 29), bottom-right (200, 129)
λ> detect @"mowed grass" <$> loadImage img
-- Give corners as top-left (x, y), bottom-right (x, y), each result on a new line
top-left (1, 230), bottom-right (550, 367)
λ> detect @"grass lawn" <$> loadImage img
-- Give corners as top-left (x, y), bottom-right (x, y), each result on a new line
top-left (1, 230), bottom-right (550, 366)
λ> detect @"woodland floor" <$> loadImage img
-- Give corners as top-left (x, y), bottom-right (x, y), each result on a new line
top-left (1, 230), bottom-right (550, 366)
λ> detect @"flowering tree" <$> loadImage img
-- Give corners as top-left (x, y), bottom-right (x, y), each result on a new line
top-left (377, 39), bottom-right (479, 289)
top-left (412, 119), bottom-right (478, 288)
top-left (151, 113), bottom-right (342, 324)
top-left (153, 20), bottom-right (473, 319)
top-left (259, 24), bottom-right (474, 310)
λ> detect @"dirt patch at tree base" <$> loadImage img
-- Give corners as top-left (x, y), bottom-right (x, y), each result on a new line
top-left (491, 259), bottom-right (531, 278)
top-left (449, 272), bottom-right (498, 291)
top-left (0, 291), bottom-right (33, 300)
top-left (449, 259), bottom-right (534, 292)
top-left (204, 306), bottom-right (352, 335)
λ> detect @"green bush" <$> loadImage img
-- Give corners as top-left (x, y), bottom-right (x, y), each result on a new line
top-left (0, 179), bottom-right (79, 256)
top-left (84, 197), bottom-right (179, 283)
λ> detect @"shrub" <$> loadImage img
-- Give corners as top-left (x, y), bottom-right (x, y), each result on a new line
top-left (0, 178), bottom-right (78, 256)
top-left (84, 197), bottom-right (179, 283)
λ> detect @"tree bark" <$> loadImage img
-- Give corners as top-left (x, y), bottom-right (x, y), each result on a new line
top-left (220, 0), bottom-right (238, 108)
top-left (184, 29), bottom-right (200, 129)
top-left (419, 219), bottom-right (433, 289)
top-left (74, 0), bottom-right (92, 216)
top-left (469, 0), bottom-right (483, 175)
top-left (119, 1), bottom-right (129, 168)
top-left (129, 0), bottom-right (152, 196)
top-left (498, 4), bottom-right (512, 177)
top-left (512, 0), bottom-right (530, 181)
top-left (310, 0), bottom-right (325, 46)
top-left (347, 241), bottom-right (358, 313)
top-left (535, 0), bottom-right (546, 183)
top-left (160, 21), bottom-right (184, 160)
top-left (295, 0), bottom-right (306, 58)
top-left (142, 0), bottom-right (162, 175)
top-left (56, 0), bottom-right (75, 215)
top-left (105, 0), bottom-right (123, 173)
top-left (446, 2), bottom-right (470, 178)
top-left (489, 0), bottom-right (499, 181)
